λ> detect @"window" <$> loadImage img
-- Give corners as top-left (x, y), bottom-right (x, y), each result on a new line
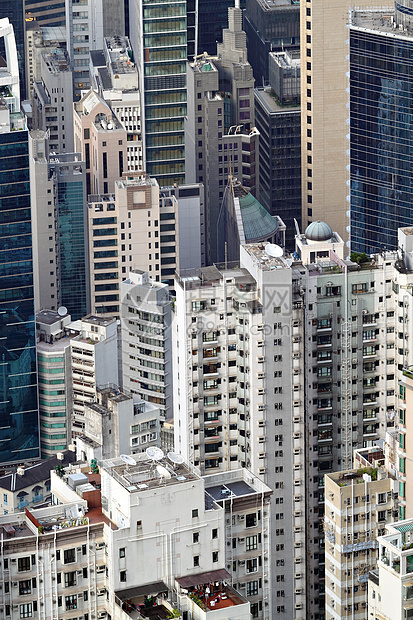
top-left (246, 535), bottom-right (258, 551)
top-left (193, 532), bottom-right (199, 543)
top-left (212, 528), bottom-right (218, 539)
top-left (63, 593), bottom-right (78, 611)
top-left (19, 581), bottom-right (31, 595)
top-left (120, 571), bottom-right (127, 582)
top-left (212, 551), bottom-right (219, 562)
top-left (18, 557), bottom-right (31, 572)
top-left (192, 509), bottom-right (199, 518)
top-left (246, 558), bottom-right (258, 573)
top-left (246, 513), bottom-right (257, 528)
top-left (64, 572), bottom-right (76, 587)
top-left (64, 549), bottom-right (76, 564)
top-left (194, 555), bottom-right (200, 567)
top-left (119, 548), bottom-right (125, 558)
top-left (247, 581), bottom-right (259, 596)
top-left (20, 604), bottom-right (32, 618)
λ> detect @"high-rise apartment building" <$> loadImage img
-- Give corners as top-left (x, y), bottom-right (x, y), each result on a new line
top-left (0, 20), bottom-right (40, 464)
top-left (87, 175), bottom-right (204, 315)
top-left (129, 0), bottom-right (188, 185)
top-left (90, 36), bottom-right (143, 173)
top-left (32, 48), bottom-right (74, 153)
top-left (120, 271), bottom-right (172, 419)
top-left (324, 445), bottom-right (398, 619)
top-left (70, 314), bottom-right (118, 436)
top-left (300, 0), bottom-right (389, 246)
top-left (172, 221), bottom-right (413, 617)
top-left (349, 6), bottom-right (413, 254)
top-left (74, 90), bottom-right (127, 195)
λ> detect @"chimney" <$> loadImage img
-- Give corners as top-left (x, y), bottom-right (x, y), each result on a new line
top-left (17, 467), bottom-right (25, 476)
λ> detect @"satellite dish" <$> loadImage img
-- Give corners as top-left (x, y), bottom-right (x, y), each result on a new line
top-left (58, 306), bottom-right (68, 316)
top-left (265, 243), bottom-right (283, 258)
top-left (167, 452), bottom-right (185, 465)
top-left (156, 464), bottom-right (171, 480)
top-left (120, 454), bottom-right (135, 466)
top-left (146, 446), bottom-right (164, 461)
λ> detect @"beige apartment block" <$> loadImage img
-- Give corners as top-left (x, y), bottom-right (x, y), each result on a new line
top-left (324, 449), bottom-right (398, 619)
top-left (300, 0), bottom-right (389, 245)
top-left (74, 90), bottom-right (128, 195)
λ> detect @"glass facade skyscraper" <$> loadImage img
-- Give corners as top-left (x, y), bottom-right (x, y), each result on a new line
top-left (350, 13), bottom-right (413, 253)
top-left (50, 155), bottom-right (88, 320)
top-left (0, 2), bottom-right (26, 100)
top-left (130, 0), bottom-right (193, 186)
top-left (0, 127), bottom-right (40, 463)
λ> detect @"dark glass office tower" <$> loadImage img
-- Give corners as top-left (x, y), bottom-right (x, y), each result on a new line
top-left (0, 126), bottom-right (40, 462)
top-left (130, 0), bottom-right (189, 186)
top-left (25, 0), bottom-right (65, 26)
top-left (350, 8), bottom-right (413, 254)
top-left (49, 155), bottom-right (88, 320)
top-left (0, 2), bottom-right (26, 100)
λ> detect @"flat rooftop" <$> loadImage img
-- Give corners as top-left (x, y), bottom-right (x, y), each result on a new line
top-left (37, 309), bottom-right (68, 325)
top-left (243, 242), bottom-right (290, 271)
top-left (101, 452), bottom-right (201, 493)
top-left (82, 314), bottom-right (116, 327)
top-left (349, 8), bottom-right (402, 35)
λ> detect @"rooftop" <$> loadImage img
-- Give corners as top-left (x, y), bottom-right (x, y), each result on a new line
top-left (326, 466), bottom-right (381, 487)
top-left (82, 314), bottom-right (116, 327)
top-left (37, 308), bottom-right (68, 325)
top-left (100, 452), bottom-right (201, 493)
top-left (42, 48), bottom-right (70, 73)
top-left (0, 450), bottom-right (77, 492)
top-left (242, 242), bottom-right (290, 271)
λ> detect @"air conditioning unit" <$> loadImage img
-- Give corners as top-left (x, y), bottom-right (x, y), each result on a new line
top-left (98, 613), bottom-right (106, 620)
top-left (293, 400), bottom-right (301, 407)
top-left (294, 480), bottom-right (301, 486)
top-left (295, 603), bottom-right (303, 610)
top-left (257, 372), bottom-right (265, 379)
top-left (294, 542), bottom-right (302, 548)
top-left (258, 388), bottom-right (265, 395)
top-left (258, 419), bottom-right (265, 427)
top-left (294, 510), bottom-right (302, 517)
top-left (238, 560), bottom-right (245, 566)
top-left (257, 356), bottom-right (265, 363)
top-left (293, 369), bottom-right (301, 375)
top-left (295, 573), bottom-right (302, 579)
top-left (258, 404), bottom-right (265, 411)
top-left (258, 452), bottom-right (266, 459)
top-left (294, 448), bottom-right (301, 455)
top-left (293, 432), bottom-right (301, 439)
top-left (294, 558), bottom-right (302, 564)
top-left (98, 589), bottom-right (106, 596)
top-left (293, 353), bottom-right (301, 359)
top-left (295, 588), bottom-right (303, 595)
top-left (238, 515), bottom-right (245, 521)
top-left (294, 495), bottom-right (302, 502)
top-left (238, 537), bottom-right (245, 543)
top-left (258, 436), bottom-right (265, 443)
top-left (239, 583), bottom-right (246, 588)
top-left (294, 526), bottom-right (302, 533)
top-left (293, 416), bottom-right (301, 423)
top-left (257, 325), bottom-right (264, 331)
top-left (294, 464), bottom-right (301, 471)
top-left (259, 468), bottom-right (266, 475)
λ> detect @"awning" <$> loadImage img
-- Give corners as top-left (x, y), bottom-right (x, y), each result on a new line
top-left (176, 569), bottom-right (231, 588)
top-left (115, 581), bottom-right (168, 601)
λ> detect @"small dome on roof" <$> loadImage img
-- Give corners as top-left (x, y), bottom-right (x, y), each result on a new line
top-left (305, 221), bottom-right (333, 242)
